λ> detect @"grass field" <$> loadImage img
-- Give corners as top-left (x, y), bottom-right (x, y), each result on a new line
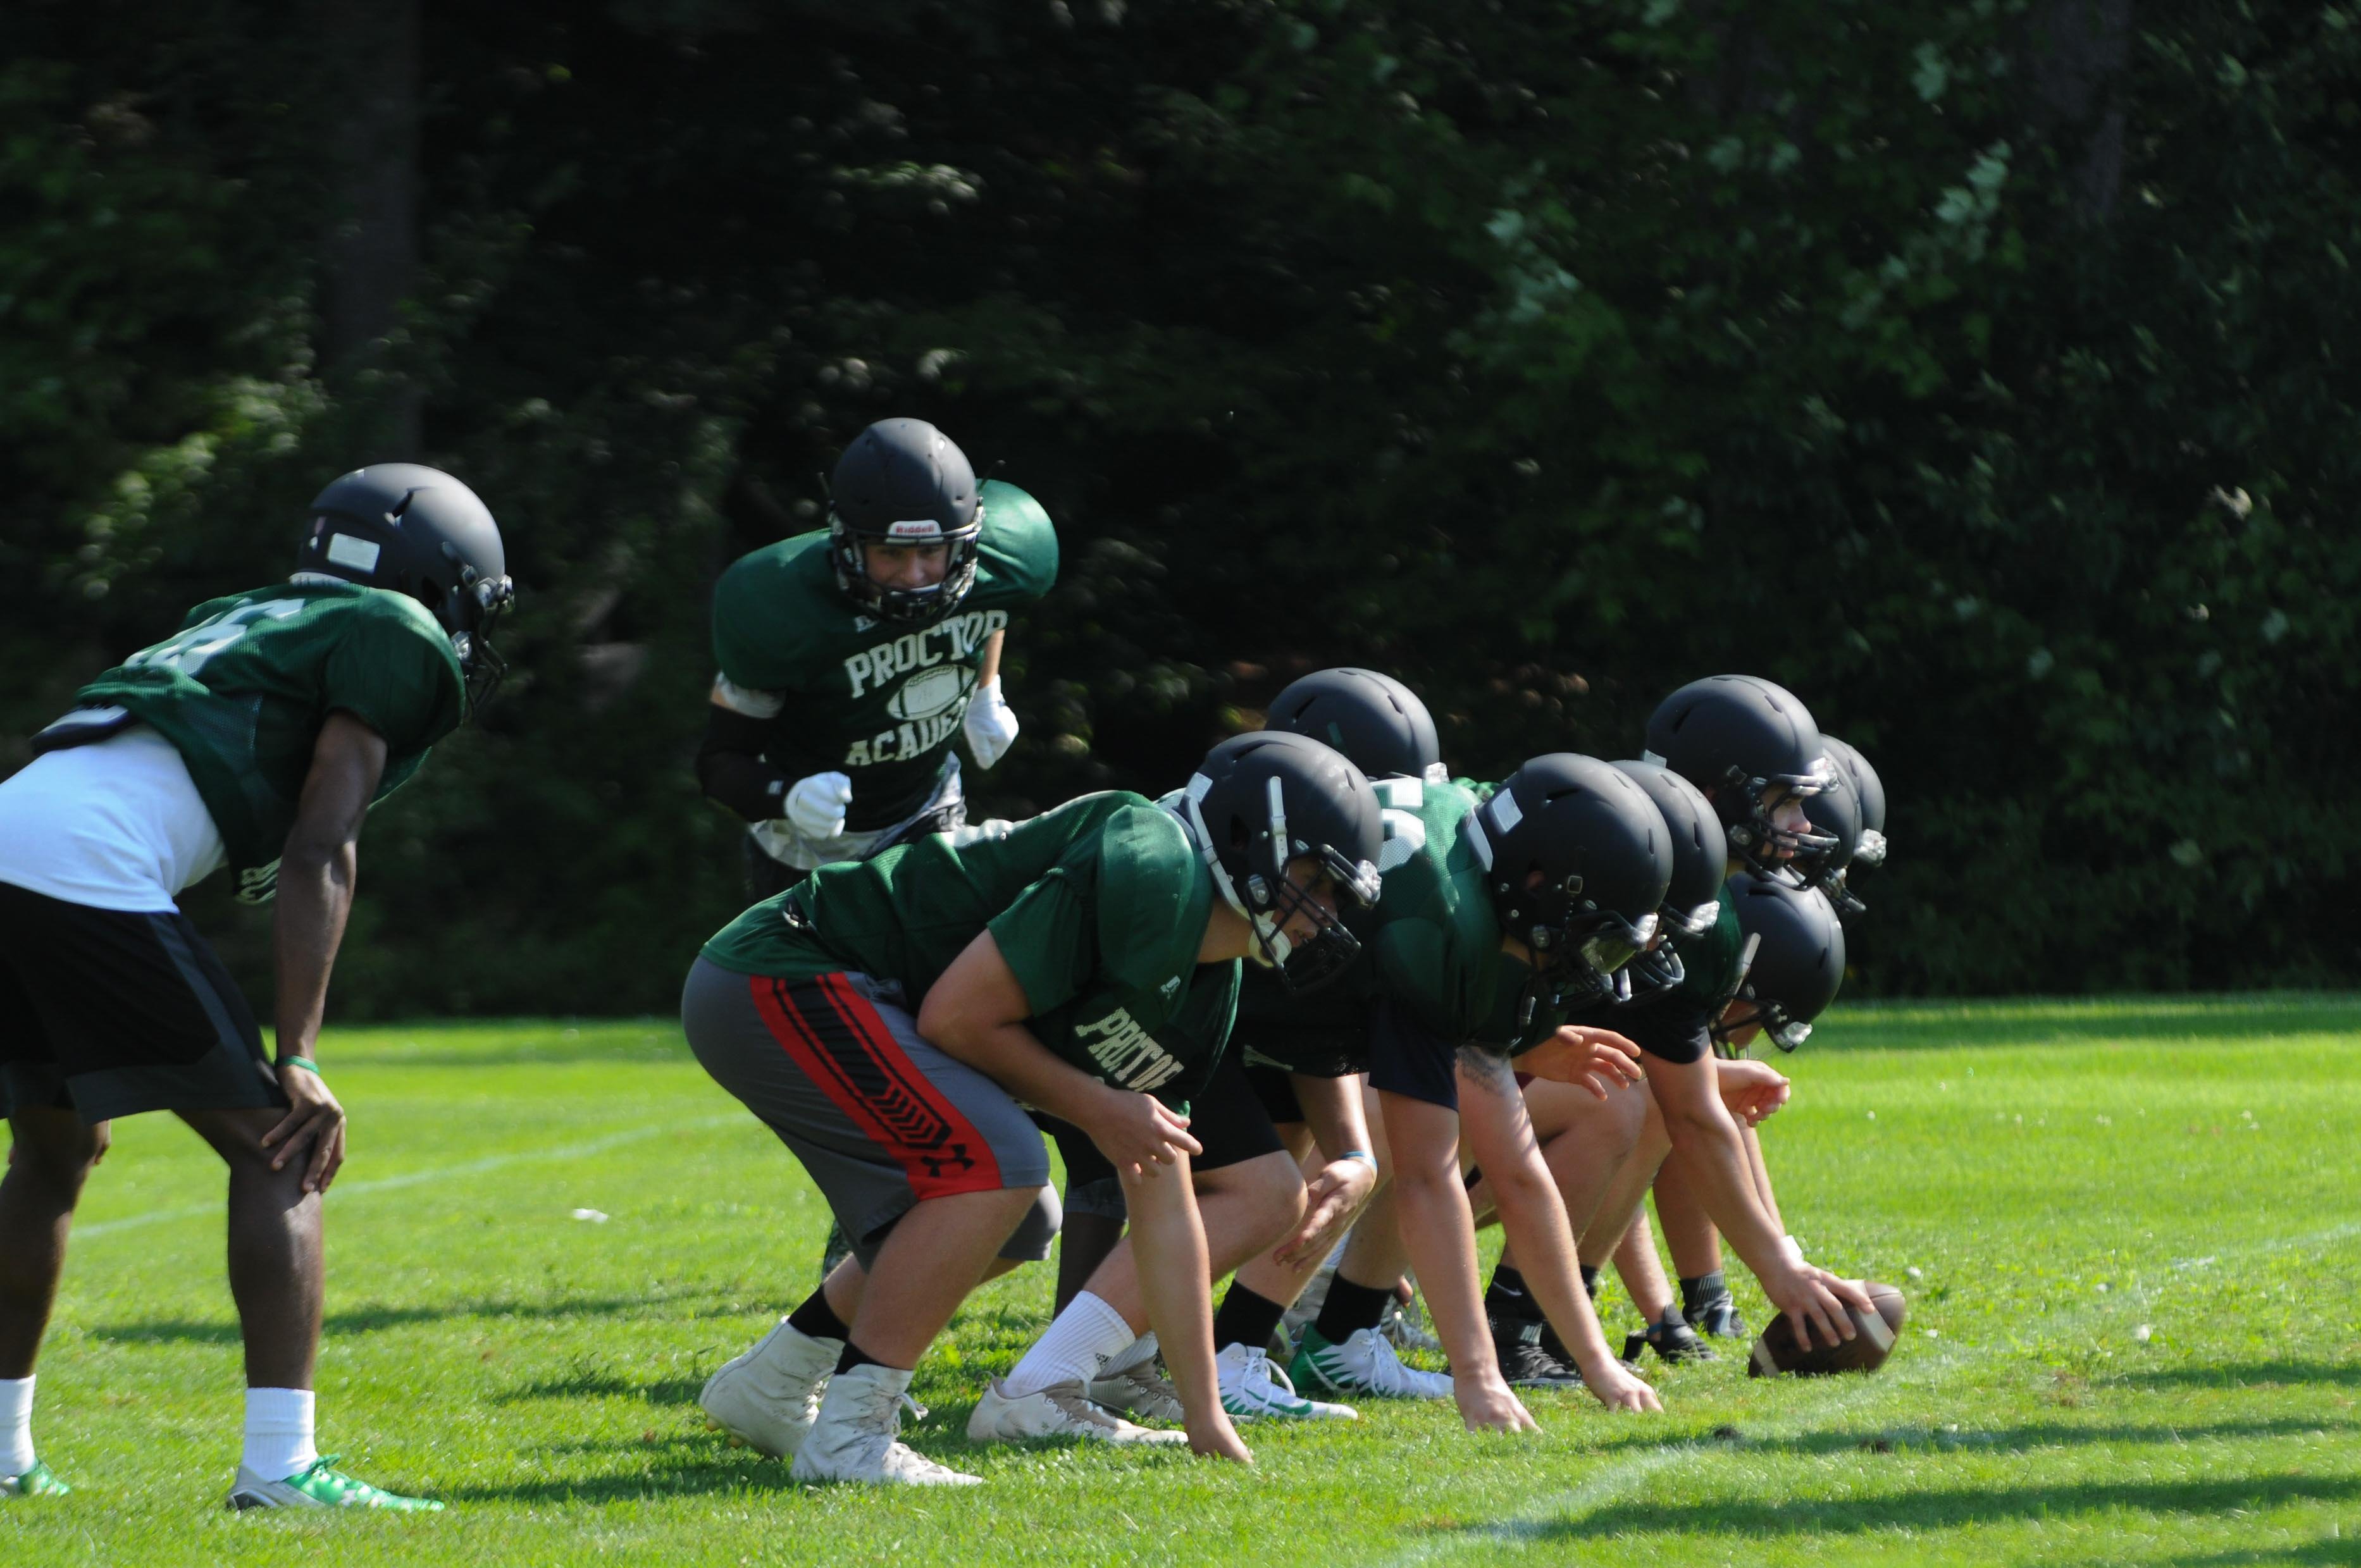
top-left (4, 996), bottom-right (2358, 1566)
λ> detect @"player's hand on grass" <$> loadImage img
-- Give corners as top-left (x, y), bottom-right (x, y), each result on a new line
top-left (783, 771), bottom-right (854, 839)
top-left (1456, 1373), bottom-right (1539, 1434)
top-left (263, 1061), bottom-right (347, 1195)
top-left (1581, 1358), bottom-right (1661, 1414)
top-left (1273, 1153), bottom-right (1376, 1268)
top-left (1766, 1264), bottom-right (1875, 1350)
top-left (1086, 1087), bottom-right (1200, 1178)
top-left (1714, 1058), bottom-right (1791, 1125)
top-left (1186, 1410), bottom-right (1255, 1465)
top-left (1516, 1025), bottom-right (1644, 1099)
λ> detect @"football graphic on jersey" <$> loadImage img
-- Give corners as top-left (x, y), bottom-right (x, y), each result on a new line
top-left (888, 665), bottom-right (969, 723)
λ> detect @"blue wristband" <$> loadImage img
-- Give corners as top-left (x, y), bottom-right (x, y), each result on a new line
top-left (1335, 1149), bottom-right (1375, 1168)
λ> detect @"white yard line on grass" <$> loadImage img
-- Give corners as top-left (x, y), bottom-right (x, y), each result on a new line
top-left (1369, 1216), bottom-right (2361, 1566)
top-left (71, 1113), bottom-right (746, 1240)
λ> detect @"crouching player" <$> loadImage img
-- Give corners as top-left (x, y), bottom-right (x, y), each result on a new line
top-left (0, 466), bottom-right (513, 1508)
top-left (683, 731), bottom-right (1381, 1484)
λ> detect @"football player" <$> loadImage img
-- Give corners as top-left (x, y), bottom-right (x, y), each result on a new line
top-left (0, 465), bottom-right (512, 1509)
top-left (696, 417), bottom-right (1058, 900)
top-left (1561, 677), bottom-right (1873, 1358)
top-left (683, 731), bottom-right (1380, 1484)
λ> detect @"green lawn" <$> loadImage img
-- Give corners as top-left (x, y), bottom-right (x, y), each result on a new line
top-left (5, 996), bottom-right (2358, 1565)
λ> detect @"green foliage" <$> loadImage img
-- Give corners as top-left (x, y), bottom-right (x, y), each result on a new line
top-left (4, 0), bottom-right (2357, 1009)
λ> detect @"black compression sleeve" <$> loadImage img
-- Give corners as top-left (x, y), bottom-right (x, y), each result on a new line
top-left (696, 705), bottom-right (790, 822)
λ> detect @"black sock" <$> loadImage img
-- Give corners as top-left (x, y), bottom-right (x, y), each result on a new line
top-left (1314, 1275), bottom-right (1394, 1344)
top-left (1680, 1271), bottom-right (1728, 1314)
top-left (1213, 1283), bottom-right (1289, 1352)
top-left (788, 1287), bottom-right (850, 1344)
top-left (1580, 1264), bottom-right (1601, 1300)
top-left (834, 1340), bottom-right (903, 1376)
top-left (1485, 1263), bottom-right (1541, 1324)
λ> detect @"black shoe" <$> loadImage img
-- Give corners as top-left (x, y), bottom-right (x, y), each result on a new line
top-left (1491, 1318), bottom-right (1585, 1388)
top-left (1682, 1273), bottom-right (1748, 1340)
top-left (1622, 1312), bottom-right (1720, 1365)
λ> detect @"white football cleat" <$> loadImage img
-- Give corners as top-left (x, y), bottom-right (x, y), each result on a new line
top-left (1289, 1324), bottom-right (1456, 1400)
top-left (790, 1364), bottom-right (977, 1486)
top-left (1218, 1342), bottom-right (1358, 1421)
top-left (700, 1316), bottom-right (840, 1459)
top-left (1084, 1359), bottom-right (1186, 1425)
top-left (967, 1379), bottom-right (1190, 1446)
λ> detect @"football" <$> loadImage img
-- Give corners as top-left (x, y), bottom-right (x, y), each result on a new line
top-left (1747, 1281), bottom-right (1907, 1378)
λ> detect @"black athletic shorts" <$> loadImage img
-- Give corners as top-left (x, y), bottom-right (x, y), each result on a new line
top-left (1365, 993), bottom-right (1462, 1110)
top-left (1046, 1049), bottom-right (1288, 1197)
top-left (1243, 1061), bottom-right (1305, 1126)
top-left (0, 881), bottom-right (283, 1123)
top-left (1607, 992), bottom-right (1711, 1065)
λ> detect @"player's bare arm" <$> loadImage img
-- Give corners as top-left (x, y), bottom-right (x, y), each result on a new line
top-left (919, 931), bottom-right (1200, 1176)
top-left (1647, 1049), bottom-right (1868, 1345)
top-left (259, 711), bottom-right (388, 1196)
top-left (1272, 1071), bottom-right (1377, 1267)
top-left (1115, 1153), bottom-right (1253, 1464)
top-left (1455, 1046), bottom-right (1659, 1414)
top-left (1375, 1078), bottom-right (1536, 1433)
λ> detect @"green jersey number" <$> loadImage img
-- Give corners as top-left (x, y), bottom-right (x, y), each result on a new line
top-left (1373, 777), bottom-right (1429, 874)
top-left (125, 599), bottom-right (306, 680)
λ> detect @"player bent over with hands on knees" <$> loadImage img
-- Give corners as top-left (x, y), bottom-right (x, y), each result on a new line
top-left (683, 730), bottom-right (1381, 1483)
top-left (0, 466), bottom-right (513, 1509)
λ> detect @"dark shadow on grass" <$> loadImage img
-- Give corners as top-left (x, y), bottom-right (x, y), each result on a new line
top-left (88, 1287), bottom-right (736, 1345)
top-left (2162, 1541), bottom-right (2361, 1567)
top-left (495, 1373), bottom-right (705, 1406)
top-left (1812, 995), bottom-right (2361, 1053)
top-left (1699, 1416), bottom-right (2357, 1459)
top-left (440, 1455), bottom-right (810, 1505)
top-left (2107, 1361), bottom-right (2361, 1392)
top-left (1502, 1474), bottom-right (2361, 1542)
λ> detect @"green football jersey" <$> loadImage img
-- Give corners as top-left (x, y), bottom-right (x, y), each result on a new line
top-left (1672, 899), bottom-right (1746, 1016)
top-left (47, 581), bottom-right (464, 903)
top-left (700, 791), bottom-right (1237, 1106)
top-left (710, 479), bottom-right (1059, 830)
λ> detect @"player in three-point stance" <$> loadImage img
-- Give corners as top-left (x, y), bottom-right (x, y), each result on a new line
top-left (0, 466), bottom-right (513, 1509)
top-left (683, 730), bottom-right (1380, 1484)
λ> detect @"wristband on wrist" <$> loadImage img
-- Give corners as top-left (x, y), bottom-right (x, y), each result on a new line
top-left (278, 1056), bottom-right (321, 1075)
top-left (1334, 1149), bottom-right (1375, 1168)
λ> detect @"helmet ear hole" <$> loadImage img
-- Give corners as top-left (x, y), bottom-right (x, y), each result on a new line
top-left (417, 577), bottom-right (442, 614)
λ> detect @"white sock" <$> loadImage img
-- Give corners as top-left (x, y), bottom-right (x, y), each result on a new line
top-left (1100, 1331), bottom-right (1159, 1379)
top-left (242, 1387), bottom-right (318, 1481)
top-left (1001, 1291), bottom-right (1137, 1398)
top-left (1, 1376), bottom-right (34, 1476)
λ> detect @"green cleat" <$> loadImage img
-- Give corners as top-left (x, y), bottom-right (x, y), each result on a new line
top-left (1, 1460), bottom-right (70, 1498)
top-left (226, 1455), bottom-right (443, 1512)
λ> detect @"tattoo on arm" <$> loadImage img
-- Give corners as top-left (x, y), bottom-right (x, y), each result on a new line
top-left (1455, 1044), bottom-right (1517, 1094)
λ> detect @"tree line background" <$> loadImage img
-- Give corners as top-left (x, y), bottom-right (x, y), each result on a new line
top-left (4, 0), bottom-right (2356, 1016)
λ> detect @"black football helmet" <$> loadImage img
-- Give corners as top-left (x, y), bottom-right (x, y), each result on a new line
top-left (1609, 759), bottom-right (1725, 995)
top-left (300, 464), bottom-right (514, 711)
top-left (1643, 675), bottom-right (1840, 877)
top-left (1711, 875), bottom-right (1846, 1055)
top-left (1182, 731), bottom-right (1384, 992)
top-left (828, 418), bottom-right (983, 625)
top-left (1263, 668), bottom-right (1447, 785)
top-left (1473, 754), bottom-right (1673, 1015)
top-left (1826, 736), bottom-right (1888, 870)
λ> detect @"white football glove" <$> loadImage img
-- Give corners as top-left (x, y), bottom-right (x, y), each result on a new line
top-left (784, 771), bottom-right (853, 839)
top-left (962, 676), bottom-right (1020, 769)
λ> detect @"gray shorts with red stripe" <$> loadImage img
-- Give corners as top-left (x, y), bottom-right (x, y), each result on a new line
top-left (681, 956), bottom-right (1060, 1271)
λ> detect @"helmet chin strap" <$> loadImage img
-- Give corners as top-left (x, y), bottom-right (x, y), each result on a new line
top-left (1180, 772), bottom-right (1294, 970)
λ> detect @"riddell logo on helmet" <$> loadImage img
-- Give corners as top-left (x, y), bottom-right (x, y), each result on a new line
top-left (886, 520), bottom-right (943, 540)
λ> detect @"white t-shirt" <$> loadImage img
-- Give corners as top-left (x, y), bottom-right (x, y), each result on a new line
top-left (0, 724), bottom-right (227, 912)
